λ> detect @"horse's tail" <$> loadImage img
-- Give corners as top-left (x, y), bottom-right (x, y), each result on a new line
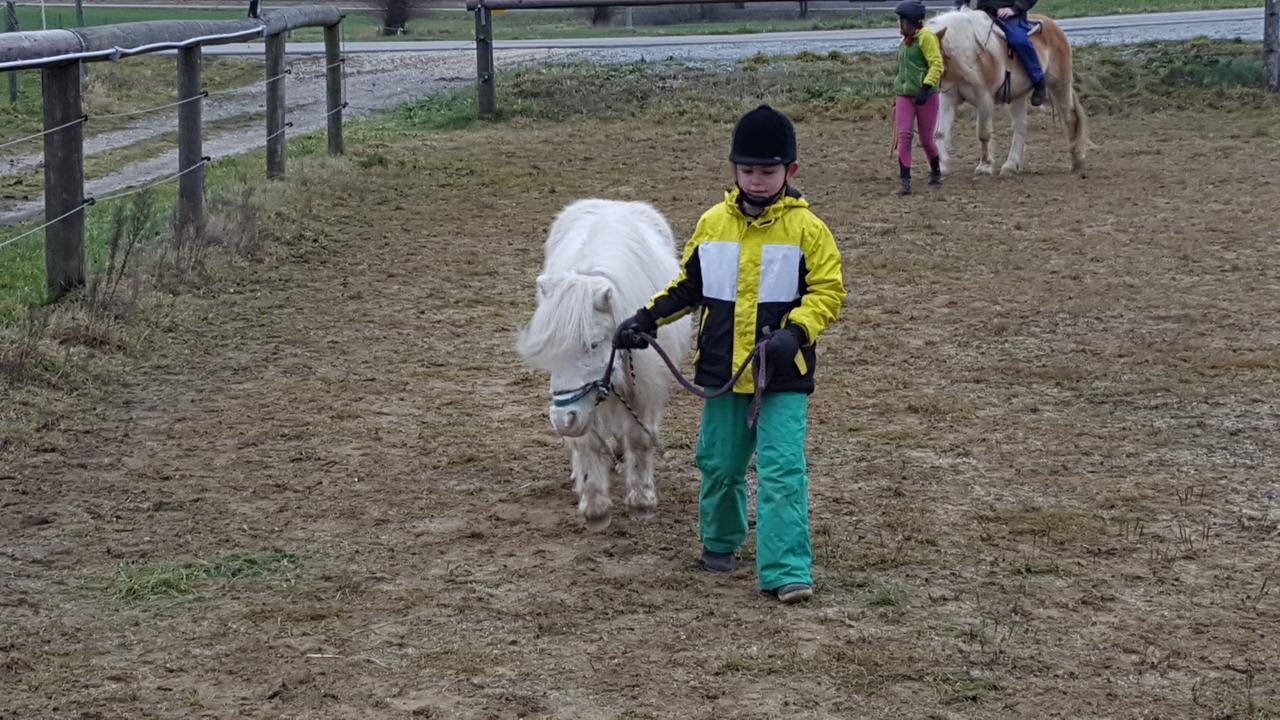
top-left (1042, 18), bottom-right (1089, 176)
top-left (1068, 91), bottom-right (1089, 176)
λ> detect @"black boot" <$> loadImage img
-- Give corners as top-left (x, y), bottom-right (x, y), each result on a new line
top-left (928, 156), bottom-right (942, 189)
top-left (898, 162), bottom-right (912, 196)
top-left (1030, 81), bottom-right (1046, 107)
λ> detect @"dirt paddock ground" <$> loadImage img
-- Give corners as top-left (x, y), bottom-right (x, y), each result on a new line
top-left (3, 91), bottom-right (1279, 718)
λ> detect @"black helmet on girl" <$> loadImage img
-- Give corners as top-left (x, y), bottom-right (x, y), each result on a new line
top-left (894, 0), bottom-right (927, 21)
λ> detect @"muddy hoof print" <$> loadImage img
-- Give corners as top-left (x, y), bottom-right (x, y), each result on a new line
top-left (628, 507), bottom-right (657, 523)
top-left (583, 512), bottom-right (612, 532)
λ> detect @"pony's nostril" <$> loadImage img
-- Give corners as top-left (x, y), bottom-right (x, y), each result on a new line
top-left (565, 410), bottom-right (578, 427)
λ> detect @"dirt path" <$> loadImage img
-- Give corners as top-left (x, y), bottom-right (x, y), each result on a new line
top-left (3, 105), bottom-right (1279, 718)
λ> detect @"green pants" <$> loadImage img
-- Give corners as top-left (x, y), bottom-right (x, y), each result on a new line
top-left (696, 391), bottom-right (810, 591)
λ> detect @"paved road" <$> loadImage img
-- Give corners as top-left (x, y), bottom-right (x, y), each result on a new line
top-left (196, 7), bottom-right (1265, 56)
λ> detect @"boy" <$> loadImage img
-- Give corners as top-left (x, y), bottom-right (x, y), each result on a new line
top-left (614, 105), bottom-right (846, 604)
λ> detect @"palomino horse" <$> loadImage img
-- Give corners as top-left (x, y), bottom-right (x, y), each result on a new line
top-left (926, 8), bottom-right (1088, 177)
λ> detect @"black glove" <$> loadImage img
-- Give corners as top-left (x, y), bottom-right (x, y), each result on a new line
top-left (763, 325), bottom-right (806, 368)
top-left (613, 308), bottom-right (657, 350)
top-left (915, 84), bottom-right (933, 106)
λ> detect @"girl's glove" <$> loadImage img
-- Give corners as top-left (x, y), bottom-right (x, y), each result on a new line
top-left (915, 84), bottom-right (933, 106)
top-left (614, 308), bottom-right (657, 350)
top-left (764, 325), bottom-right (807, 368)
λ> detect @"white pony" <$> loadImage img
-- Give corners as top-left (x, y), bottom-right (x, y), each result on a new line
top-left (516, 199), bottom-right (692, 531)
top-left (927, 7), bottom-right (1088, 177)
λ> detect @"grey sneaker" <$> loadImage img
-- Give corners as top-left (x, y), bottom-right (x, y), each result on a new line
top-left (701, 548), bottom-right (736, 573)
top-left (772, 583), bottom-right (814, 604)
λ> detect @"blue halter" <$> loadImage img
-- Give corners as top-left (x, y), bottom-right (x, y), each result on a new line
top-left (550, 346), bottom-right (619, 408)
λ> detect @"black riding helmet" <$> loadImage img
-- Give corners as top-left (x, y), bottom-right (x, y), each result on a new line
top-left (729, 104), bottom-right (797, 166)
top-left (895, 0), bottom-right (927, 22)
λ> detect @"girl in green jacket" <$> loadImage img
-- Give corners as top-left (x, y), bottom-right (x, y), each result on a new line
top-left (893, 0), bottom-right (945, 195)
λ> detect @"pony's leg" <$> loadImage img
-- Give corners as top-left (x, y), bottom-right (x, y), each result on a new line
top-left (570, 444), bottom-right (585, 493)
top-left (623, 428), bottom-right (658, 520)
top-left (975, 96), bottom-right (996, 176)
top-left (1001, 95), bottom-right (1029, 176)
top-left (577, 436), bottom-right (614, 531)
top-left (935, 91), bottom-right (958, 176)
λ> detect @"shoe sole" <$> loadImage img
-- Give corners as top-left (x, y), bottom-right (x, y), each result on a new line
top-left (776, 587), bottom-right (814, 604)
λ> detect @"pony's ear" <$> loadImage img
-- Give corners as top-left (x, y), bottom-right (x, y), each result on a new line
top-left (592, 284), bottom-right (612, 312)
top-left (536, 274), bottom-right (554, 299)
top-left (934, 26), bottom-right (947, 44)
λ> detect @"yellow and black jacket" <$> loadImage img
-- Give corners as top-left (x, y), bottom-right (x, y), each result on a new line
top-left (646, 187), bottom-right (846, 395)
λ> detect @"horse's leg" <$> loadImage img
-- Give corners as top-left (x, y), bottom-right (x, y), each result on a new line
top-left (935, 91), bottom-right (958, 177)
top-left (577, 433), bottom-right (614, 531)
top-left (974, 96), bottom-right (996, 176)
top-left (1001, 95), bottom-right (1029, 176)
top-left (623, 427), bottom-right (657, 520)
top-left (1053, 81), bottom-right (1088, 176)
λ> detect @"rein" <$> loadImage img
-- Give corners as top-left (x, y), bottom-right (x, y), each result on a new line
top-left (550, 332), bottom-right (774, 437)
top-left (635, 332), bottom-right (772, 430)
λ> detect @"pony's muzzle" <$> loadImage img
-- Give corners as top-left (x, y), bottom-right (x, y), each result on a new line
top-left (548, 406), bottom-right (588, 437)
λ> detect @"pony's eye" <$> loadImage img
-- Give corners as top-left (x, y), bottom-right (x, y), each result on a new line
top-left (589, 341), bottom-right (601, 351)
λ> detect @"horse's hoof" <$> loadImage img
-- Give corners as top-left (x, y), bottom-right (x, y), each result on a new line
top-left (975, 165), bottom-right (993, 177)
top-left (583, 511), bottom-right (612, 532)
top-left (999, 165), bottom-right (1019, 176)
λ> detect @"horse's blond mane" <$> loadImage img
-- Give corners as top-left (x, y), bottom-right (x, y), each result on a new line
top-left (926, 9), bottom-right (996, 82)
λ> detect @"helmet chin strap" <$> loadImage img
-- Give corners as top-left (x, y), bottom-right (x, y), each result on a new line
top-left (736, 184), bottom-right (784, 215)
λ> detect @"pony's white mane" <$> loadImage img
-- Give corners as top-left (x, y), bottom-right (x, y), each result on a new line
top-left (516, 274), bottom-right (609, 364)
top-left (516, 199), bottom-right (679, 366)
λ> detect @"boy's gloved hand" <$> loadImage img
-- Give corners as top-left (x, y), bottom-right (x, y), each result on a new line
top-left (915, 84), bottom-right (933, 106)
top-left (763, 325), bottom-right (807, 368)
top-left (613, 308), bottom-right (657, 350)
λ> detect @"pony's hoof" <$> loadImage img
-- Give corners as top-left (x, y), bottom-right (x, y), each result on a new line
top-left (999, 164), bottom-right (1019, 176)
top-left (583, 511), bottom-right (612, 532)
top-left (1072, 162), bottom-right (1087, 178)
top-left (626, 491), bottom-right (658, 521)
top-left (975, 164), bottom-right (994, 177)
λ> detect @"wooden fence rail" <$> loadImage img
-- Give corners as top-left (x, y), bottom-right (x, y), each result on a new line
top-left (0, 6), bottom-right (345, 300)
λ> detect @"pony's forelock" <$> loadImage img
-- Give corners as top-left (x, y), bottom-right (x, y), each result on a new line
top-left (515, 274), bottom-right (611, 367)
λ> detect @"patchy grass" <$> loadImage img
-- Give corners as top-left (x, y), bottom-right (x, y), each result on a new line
top-left (112, 550), bottom-right (300, 602)
top-left (1, 111), bottom-right (265, 203)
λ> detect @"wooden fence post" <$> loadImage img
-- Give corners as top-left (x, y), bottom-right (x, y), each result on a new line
top-left (177, 45), bottom-right (204, 232)
top-left (42, 62), bottom-right (85, 300)
top-left (4, 1), bottom-right (17, 105)
top-left (1267, 0), bottom-right (1279, 91)
top-left (324, 23), bottom-right (344, 155)
top-left (475, 4), bottom-right (495, 120)
top-left (265, 32), bottom-right (287, 178)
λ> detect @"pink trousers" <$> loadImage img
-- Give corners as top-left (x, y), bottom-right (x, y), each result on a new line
top-left (895, 93), bottom-right (940, 168)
